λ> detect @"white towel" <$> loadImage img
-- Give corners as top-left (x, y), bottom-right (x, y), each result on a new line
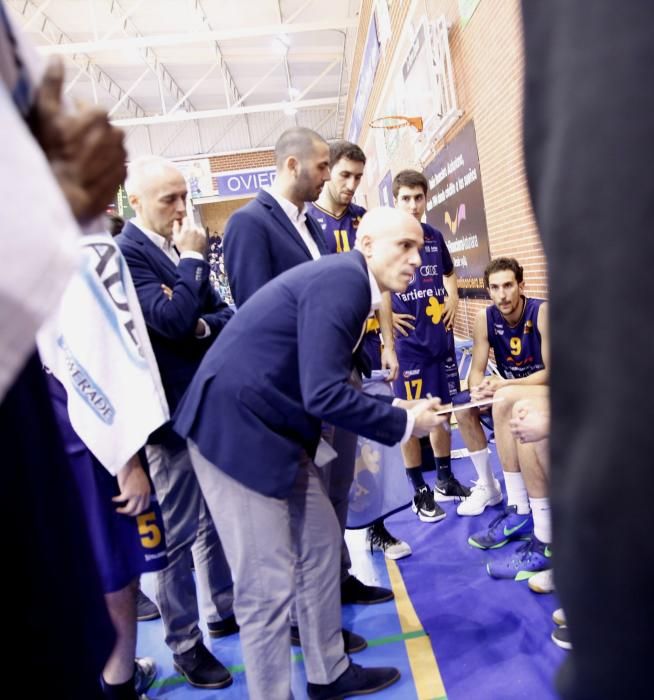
top-left (38, 232), bottom-right (170, 475)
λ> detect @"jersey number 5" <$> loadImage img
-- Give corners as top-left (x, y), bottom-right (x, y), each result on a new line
top-left (137, 511), bottom-right (162, 549)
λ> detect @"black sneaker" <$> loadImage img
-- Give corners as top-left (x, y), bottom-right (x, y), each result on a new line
top-left (134, 657), bottom-right (156, 695)
top-left (136, 588), bottom-right (160, 622)
top-left (207, 613), bottom-right (239, 638)
top-left (173, 642), bottom-right (233, 689)
top-left (366, 522), bottom-right (412, 560)
top-left (434, 475), bottom-right (471, 502)
top-left (411, 485), bottom-right (446, 523)
top-left (340, 574), bottom-right (394, 605)
top-left (290, 626), bottom-right (367, 653)
top-left (307, 661), bottom-right (400, 699)
top-left (551, 625), bottom-right (572, 650)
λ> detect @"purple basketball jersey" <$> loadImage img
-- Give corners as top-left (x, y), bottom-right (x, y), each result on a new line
top-left (392, 223), bottom-right (455, 362)
top-left (486, 297), bottom-right (545, 379)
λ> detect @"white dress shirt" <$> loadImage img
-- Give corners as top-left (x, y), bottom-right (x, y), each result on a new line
top-left (264, 188), bottom-right (322, 260)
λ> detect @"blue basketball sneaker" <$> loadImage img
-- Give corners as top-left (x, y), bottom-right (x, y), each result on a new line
top-left (468, 505), bottom-right (533, 549)
top-left (486, 534), bottom-right (552, 580)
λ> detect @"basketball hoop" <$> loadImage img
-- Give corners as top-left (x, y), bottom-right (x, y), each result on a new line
top-left (369, 115), bottom-right (424, 132)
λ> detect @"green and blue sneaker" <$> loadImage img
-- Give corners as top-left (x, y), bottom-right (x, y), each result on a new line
top-left (486, 533), bottom-right (552, 580)
top-left (468, 505), bottom-right (533, 549)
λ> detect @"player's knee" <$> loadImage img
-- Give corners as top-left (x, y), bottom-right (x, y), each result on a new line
top-left (512, 398), bottom-right (531, 419)
top-left (493, 385), bottom-right (517, 421)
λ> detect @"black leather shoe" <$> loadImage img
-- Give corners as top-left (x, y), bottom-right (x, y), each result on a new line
top-left (136, 588), bottom-right (160, 621)
top-left (290, 626), bottom-right (367, 653)
top-left (173, 642), bottom-right (233, 689)
top-left (341, 575), bottom-right (394, 605)
top-left (307, 662), bottom-right (400, 699)
top-left (207, 613), bottom-right (239, 638)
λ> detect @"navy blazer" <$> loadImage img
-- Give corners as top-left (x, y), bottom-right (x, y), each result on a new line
top-left (174, 251), bottom-right (407, 499)
top-left (116, 221), bottom-right (233, 417)
top-left (223, 189), bottom-right (328, 307)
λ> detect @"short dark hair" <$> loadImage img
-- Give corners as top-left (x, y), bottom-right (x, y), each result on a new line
top-left (392, 169), bottom-right (428, 198)
top-left (109, 215), bottom-right (124, 237)
top-left (274, 127), bottom-right (326, 168)
top-left (329, 140), bottom-right (366, 168)
top-left (484, 257), bottom-right (524, 287)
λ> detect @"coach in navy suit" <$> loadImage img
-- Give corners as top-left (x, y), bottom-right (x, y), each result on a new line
top-left (117, 157), bottom-right (235, 690)
top-left (224, 128), bottom-right (388, 616)
top-left (175, 207), bottom-right (446, 700)
top-left (224, 131), bottom-right (329, 307)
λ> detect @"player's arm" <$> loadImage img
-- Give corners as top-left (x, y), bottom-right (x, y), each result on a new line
top-left (379, 292), bottom-right (399, 381)
top-left (469, 309), bottom-right (492, 399)
top-left (442, 271), bottom-right (459, 329)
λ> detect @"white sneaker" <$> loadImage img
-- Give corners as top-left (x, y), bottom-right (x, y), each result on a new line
top-left (552, 607), bottom-right (567, 626)
top-left (528, 568), bottom-right (555, 594)
top-left (456, 479), bottom-right (503, 516)
top-left (366, 523), bottom-right (412, 560)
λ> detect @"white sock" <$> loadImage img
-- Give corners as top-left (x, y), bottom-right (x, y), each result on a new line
top-left (529, 497), bottom-right (552, 544)
top-left (469, 448), bottom-right (493, 486)
top-left (504, 471), bottom-right (530, 514)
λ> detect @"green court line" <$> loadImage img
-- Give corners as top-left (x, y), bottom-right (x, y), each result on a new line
top-left (149, 629), bottom-right (428, 689)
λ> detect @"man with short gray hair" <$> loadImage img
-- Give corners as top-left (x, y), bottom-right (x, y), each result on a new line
top-left (117, 156), bottom-right (235, 690)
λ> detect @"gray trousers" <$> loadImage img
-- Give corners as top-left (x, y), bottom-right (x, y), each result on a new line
top-left (321, 424), bottom-right (357, 579)
top-left (189, 441), bottom-right (349, 700)
top-left (147, 442), bottom-right (234, 655)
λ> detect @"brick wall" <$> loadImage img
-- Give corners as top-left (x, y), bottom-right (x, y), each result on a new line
top-left (209, 150), bottom-right (275, 173)
top-left (346, 0), bottom-right (547, 340)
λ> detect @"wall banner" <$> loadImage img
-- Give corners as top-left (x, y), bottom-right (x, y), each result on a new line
top-left (214, 167), bottom-right (277, 197)
top-left (424, 120), bottom-right (491, 298)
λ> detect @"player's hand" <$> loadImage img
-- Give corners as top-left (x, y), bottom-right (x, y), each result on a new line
top-left (30, 58), bottom-right (127, 223)
top-left (113, 456), bottom-right (151, 516)
top-left (161, 284), bottom-right (173, 300)
top-left (442, 295), bottom-right (459, 329)
top-left (409, 398), bottom-right (447, 437)
top-left (393, 313), bottom-right (415, 337)
top-left (380, 345), bottom-right (399, 381)
top-left (471, 376), bottom-right (503, 400)
top-left (510, 405), bottom-right (550, 443)
top-left (173, 217), bottom-right (207, 254)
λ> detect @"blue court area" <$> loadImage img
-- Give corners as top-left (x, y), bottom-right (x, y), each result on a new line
top-left (137, 428), bottom-right (565, 699)
top-left (388, 428), bottom-right (565, 700)
top-left (137, 531), bottom-right (419, 699)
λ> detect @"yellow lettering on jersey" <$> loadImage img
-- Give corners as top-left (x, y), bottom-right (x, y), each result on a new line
top-left (510, 337), bottom-right (522, 356)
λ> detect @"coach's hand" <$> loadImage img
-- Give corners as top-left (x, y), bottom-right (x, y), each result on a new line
top-left (173, 217), bottom-right (207, 254)
top-left (408, 398), bottom-right (447, 437)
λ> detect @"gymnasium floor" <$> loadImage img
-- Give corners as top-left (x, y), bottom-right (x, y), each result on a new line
top-left (137, 431), bottom-right (565, 699)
